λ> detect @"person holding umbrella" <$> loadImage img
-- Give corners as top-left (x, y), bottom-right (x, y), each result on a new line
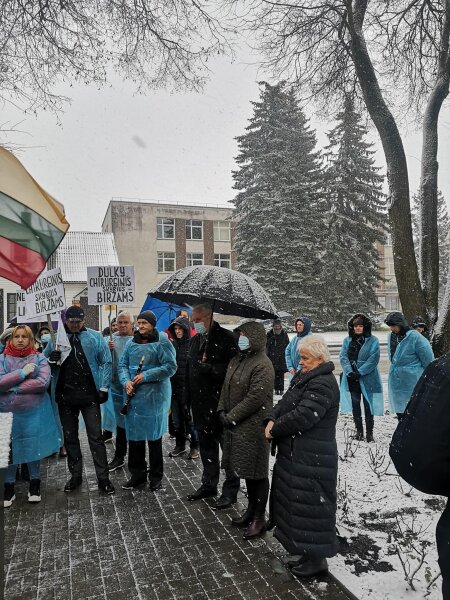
top-left (185, 303), bottom-right (240, 508)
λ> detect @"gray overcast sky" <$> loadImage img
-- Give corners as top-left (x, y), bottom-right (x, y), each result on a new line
top-left (3, 47), bottom-right (450, 231)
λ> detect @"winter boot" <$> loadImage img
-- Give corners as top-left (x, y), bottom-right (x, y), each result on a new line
top-left (231, 504), bottom-right (255, 528)
top-left (28, 479), bottom-right (41, 503)
top-left (243, 512), bottom-right (267, 540)
top-left (366, 430), bottom-right (375, 443)
top-left (352, 415), bottom-right (364, 441)
top-left (291, 557), bottom-right (328, 578)
top-left (366, 414), bottom-right (375, 443)
top-left (3, 483), bottom-right (15, 508)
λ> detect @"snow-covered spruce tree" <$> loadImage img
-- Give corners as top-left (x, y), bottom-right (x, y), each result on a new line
top-left (318, 97), bottom-right (386, 329)
top-left (232, 81), bottom-right (323, 317)
top-left (412, 192), bottom-right (450, 305)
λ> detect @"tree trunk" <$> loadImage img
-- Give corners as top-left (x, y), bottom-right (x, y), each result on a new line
top-left (347, 1), bottom-right (427, 322)
top-left (420, 3), bottom-right (450, 352)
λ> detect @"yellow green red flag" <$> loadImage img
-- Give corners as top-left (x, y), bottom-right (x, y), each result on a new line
top-left (0, 147), bottom-right (69, 289)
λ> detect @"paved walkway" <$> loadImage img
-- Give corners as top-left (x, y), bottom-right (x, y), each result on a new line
top-left (3, 435), bottom-right (354, 600)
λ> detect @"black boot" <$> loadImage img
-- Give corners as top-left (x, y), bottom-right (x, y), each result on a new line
top-left (366, 414), bottom-right (374, 443)
top-left (366, 430), bottom-right (374, 443)
top-left (353, 415), bottom-right (364, 441)
top-left (231, 504), bottom-right (254, 527)
top-left (122, 470), bottom-right (147, 489)
top-left (243, 512), bottom-right (266, 539)
top-left (291, 557), bottom-right (328, 578)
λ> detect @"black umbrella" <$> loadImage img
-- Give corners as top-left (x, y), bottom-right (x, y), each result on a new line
top-left (151, 265), bottom-right (278, 320)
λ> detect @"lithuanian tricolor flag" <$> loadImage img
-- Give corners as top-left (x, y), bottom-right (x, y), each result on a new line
top-left (0, 147), bottom-right (69, 289)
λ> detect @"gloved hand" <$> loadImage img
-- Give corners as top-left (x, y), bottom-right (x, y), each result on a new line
top-left (22, 363), bottom-right (36, 376)
top-left (197, 360), bottom-right (212, 374)
top-left (347, 371), bottom-right (361, 382)
top-left (48, 350), bottom-right (61, 364)
top-left (218, 410), bottom-right (232, 429)
top-left (97, 389), bottom-right (109, 404)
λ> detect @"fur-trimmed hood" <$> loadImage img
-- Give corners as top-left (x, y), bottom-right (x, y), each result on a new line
top-left (348, 313), bottom-right (372, 337)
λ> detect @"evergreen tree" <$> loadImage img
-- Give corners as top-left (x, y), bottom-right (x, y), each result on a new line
top-left (412, 191), bottom-right (450, 304)
top-left (232, 82), bottom-right (323, 317)
top-left (318, 97), bottom-right (386, 328)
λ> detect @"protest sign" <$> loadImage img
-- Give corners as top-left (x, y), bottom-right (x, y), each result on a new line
top-left (15, 291), bottom-right (36, 323)
top-left (24, 267), bottom-right (66, 319)
top-left (87, 266), bottom-right (135, 305)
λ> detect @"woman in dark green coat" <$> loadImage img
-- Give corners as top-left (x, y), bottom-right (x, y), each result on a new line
top-left (218, 320), bottom-right (274, 540)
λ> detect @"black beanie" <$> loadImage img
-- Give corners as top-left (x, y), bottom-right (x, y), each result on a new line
top-left (137, 310), bottom-right (157, 326)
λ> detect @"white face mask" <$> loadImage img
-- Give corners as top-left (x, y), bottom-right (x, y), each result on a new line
top-left (194, 322), bottom-right (207, 335)
top-left (238, 336), bottom-right (250, 351)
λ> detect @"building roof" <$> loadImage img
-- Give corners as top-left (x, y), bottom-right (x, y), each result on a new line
top-left (48, 231), bottom-right (120, 282)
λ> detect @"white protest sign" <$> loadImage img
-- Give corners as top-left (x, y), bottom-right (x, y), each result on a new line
top-left (15, 291), bottom-right (36, 323)
top-left (87, 266), bottom-right (135, 306)
top-left (24, 267), bottom-right (66, 319)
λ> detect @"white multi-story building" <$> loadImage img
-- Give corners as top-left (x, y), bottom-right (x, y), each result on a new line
top-left (102, 198), bottom-right (235, 317)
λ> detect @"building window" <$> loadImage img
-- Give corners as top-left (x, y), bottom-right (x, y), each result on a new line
top-left (157, 217), bottom-right (174, 239)
top-left (385, 233), bottom-right (392, 246)
top-left (385, 256), bottom-right (395, 276)
top-left (213, 221), bottom-right (231, 242)
top-left (214, 253), bottom-right (231, 268)
top-left (157, 252), bottom-right (175, 273)
top-left (186, 252), bottom-right (204, 267)
top-left (185, 219), bottom-right (203, 240)
top-left (385, 295), bottom-right (400, 311)
top-left (7, 293), bottom-right (16, 322)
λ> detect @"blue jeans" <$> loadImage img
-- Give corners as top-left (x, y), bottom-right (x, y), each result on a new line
top-left (5, 460), bottom-right (40, 483)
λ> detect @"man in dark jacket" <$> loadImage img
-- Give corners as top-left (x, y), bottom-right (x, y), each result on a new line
top-left (390, 353), bottom-right (450, 599)
top-left (45, 306), bottom-right (115, 495)
top-left (185, 304), bottom-right (240, 508)
top-left (266, 319), bottom-right (289, 395)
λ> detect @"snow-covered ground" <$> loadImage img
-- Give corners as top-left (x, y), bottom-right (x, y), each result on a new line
top-left (330, 413), bottom-right (442, 600)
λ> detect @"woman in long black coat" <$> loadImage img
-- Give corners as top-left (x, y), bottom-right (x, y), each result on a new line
top-left (265, 334), bottom-right (339, 578)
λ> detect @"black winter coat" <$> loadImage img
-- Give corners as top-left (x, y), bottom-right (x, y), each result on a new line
top-left (168, 318), bottom-right (191, 404)
top-left (218, 321), bottom-right (274, 480)
top-left (266, 329), bottom-right (289, 372)
top-left (390, 353), bottom-right (450, 496)
top-left (267, 361), bottom-right (339, 558)
top-left (185, 322), bottom-right (237, 430)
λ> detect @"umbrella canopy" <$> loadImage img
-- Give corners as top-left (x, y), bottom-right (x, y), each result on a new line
top-left (141, 294), bottom-right (191, 332)
top-left (151, 265), bottom-right (278, 320)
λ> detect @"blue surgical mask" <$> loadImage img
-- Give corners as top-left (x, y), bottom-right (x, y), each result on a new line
top-left (238, 336), bottom-right (250, 351)
top-left (41, 334), bottom-right (51, 344)
top-left (194, 322), bottom-right (207, 335)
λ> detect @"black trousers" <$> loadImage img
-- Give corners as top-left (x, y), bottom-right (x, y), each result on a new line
top-left (128, 437), bottom-right (163, 482)
top-left (246, 478), bottom-right (270, 517)
top-left (115, 426), bottom-right (127, 460)
top-left (274, 370), bottom-right (285, 393)
top-left (350, 383), bottom-right (374, 432)
top-left (437, 498), bottom-right (450, 599)
top-left (58, 402), bottom-right (109, 482)
top-left (198, 428), bottom-right (240, 499)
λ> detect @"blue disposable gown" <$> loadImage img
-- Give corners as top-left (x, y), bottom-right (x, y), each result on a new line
top-left (339, 335), bottom-right (384, 416)
top-left (387, 330), bottom-right (434, 413)
top-left (103, 333), bottom-right (134, 432)
top-left (118, 331), bottom-right (177, 441)
top-left (44, 328), bottom-right (112, 397)
top-left (0, 352), bottom-right (61, 464)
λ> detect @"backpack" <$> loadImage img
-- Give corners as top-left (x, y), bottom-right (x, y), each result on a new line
top-left (389, 353), bottom-right (450, 497)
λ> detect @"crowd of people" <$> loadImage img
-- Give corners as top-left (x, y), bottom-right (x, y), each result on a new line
top-left (1, 305), bottom-right (448, 594)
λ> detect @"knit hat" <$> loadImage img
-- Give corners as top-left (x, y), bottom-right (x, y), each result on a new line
top-left (137, 310), bottom-right (157, 326)
top-left (65, 306), bottom-right (85, 322)
top-left (0, 327), bottom-right (14, 344)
